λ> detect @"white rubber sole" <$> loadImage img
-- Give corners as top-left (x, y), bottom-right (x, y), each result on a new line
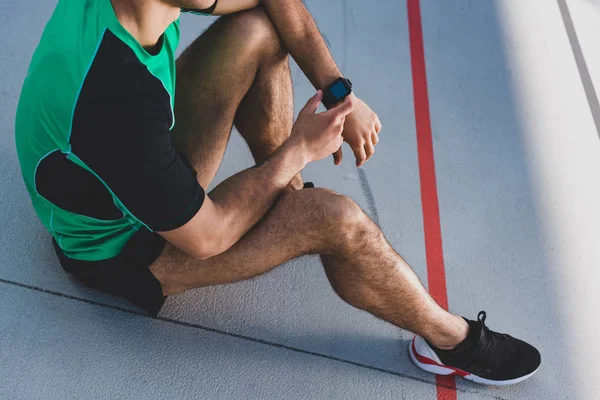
top-left (408, 336), bottom-right (540, 386)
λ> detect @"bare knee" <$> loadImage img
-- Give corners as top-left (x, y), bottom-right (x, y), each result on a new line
top-left (227, 7), bottom-right (287, 59)
top-left (309, 190), bottom-right (374, 252)
top-left (327, 193), bottom-right (367, 229)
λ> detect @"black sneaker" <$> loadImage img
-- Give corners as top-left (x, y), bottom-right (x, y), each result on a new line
top-left (409, 311), bottom-right (541, 386)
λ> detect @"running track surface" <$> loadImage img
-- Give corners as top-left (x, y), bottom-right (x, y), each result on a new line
top-left (1, 0), bottom-right (599, 399)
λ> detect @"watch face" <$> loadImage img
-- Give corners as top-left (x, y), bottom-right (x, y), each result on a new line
top-left (331, 80), bottom-right (351, 101)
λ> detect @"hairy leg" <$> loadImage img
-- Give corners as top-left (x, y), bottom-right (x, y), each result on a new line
top-left (173, 7), bottom-right (299, 189)
top-left (151, 188), bottom-right (468, 348)
top-left (162, 8), bottom-right (467, 348)
top-left (233, 20), bottom-right (293, 163)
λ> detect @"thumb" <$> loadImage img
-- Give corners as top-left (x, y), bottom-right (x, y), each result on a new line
top-left (299, 90), bottom-right (323, 116)
top-left (330, 96), bottom-right (355, 119)
top-left (332, 146), bottom-right (343, 165)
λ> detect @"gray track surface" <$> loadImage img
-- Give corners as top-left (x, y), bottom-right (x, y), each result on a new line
top-left (1, 0), bottom-right (599, 399)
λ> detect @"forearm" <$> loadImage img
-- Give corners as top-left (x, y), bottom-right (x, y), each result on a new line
top-left (158, 90), bottom-right (349, 260)
top-left (208, 140), bottom-right (306, 252)
top-left (261, 0), bottom-right (342, 89)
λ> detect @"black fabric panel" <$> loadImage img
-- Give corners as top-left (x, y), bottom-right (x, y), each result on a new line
top-left (70, 29), bottom-right (205, 232)
top-left (182, 0), bottom-right (219, 15)
top-left (35, 150), bottom-right (123, 220)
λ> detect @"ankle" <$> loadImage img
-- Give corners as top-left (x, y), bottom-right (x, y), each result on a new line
top-left (426, 315), bottom-right (469, 350)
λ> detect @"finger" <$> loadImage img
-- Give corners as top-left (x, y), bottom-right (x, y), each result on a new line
top-left (353, 145), bottom-right (367, 167)
top-left (371, 131), bottom-right (379, 146)
top-left (299, 90), bottom-right (323, 116)
top-left (365, 140), bottom-right (375, 161)
top-left (375, 118), bottom-right (382, 134)
top-left (333, 146), bottom-right (343, 165)
top-left (327, 97), bottom-right (355, 119)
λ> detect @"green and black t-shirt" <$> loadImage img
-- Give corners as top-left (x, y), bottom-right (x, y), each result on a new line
top-left (16, 0), bottom-right (214, 262)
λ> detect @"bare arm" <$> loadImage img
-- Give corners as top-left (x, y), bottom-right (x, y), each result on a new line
top-left (210, 0), bottom-right (339, 88)
top-left (158, 93), bottom-right (354, 260)
top-left (260, 0), bottom-right (382, 166)
top-left (210, 0), bottom-right (382, 166)
top-left (159, 141), bottom-right (304, 260)
top-left (260, 0), bottom-right (342, 90)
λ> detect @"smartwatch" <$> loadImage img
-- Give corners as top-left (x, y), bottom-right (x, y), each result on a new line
top-left (323, 77), bottom-right (353, 109)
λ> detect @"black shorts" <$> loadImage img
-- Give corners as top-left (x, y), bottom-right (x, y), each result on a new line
top-left (53, 227), bottom-right (167, 316)
top-left (51, 153), bottom-right (200, 316)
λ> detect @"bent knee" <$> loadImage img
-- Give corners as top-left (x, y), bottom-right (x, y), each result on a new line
top-left (326, 193), bottom-right (368, 229)
top-left (317, 191), bottom-right (378, 252)
top-left (275, 188), bottom-right (375, 252)
top-left (228, 7), bottom-right (285, 57)
top-left (300, 189), bottom-right (368, 231)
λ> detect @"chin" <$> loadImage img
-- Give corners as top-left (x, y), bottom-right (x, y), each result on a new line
top-left (174, 0), bottom-right (215, 9)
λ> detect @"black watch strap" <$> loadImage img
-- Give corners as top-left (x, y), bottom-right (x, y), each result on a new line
top-left (323, 77), bottom-right (353, 108)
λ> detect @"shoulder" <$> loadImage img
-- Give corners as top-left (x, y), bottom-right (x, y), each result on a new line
top-left (78, 33), bottom-right (171, 117)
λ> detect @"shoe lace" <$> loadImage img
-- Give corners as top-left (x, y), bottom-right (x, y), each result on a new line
top-left (467, 311), bottom-right (510, 370)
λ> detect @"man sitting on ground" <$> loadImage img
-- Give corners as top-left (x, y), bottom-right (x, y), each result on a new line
top-left (16, 0), bottom-right (540, 385)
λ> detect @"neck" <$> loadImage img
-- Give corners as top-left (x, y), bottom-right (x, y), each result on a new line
top-left (111, 0), bottom-right (180, 50)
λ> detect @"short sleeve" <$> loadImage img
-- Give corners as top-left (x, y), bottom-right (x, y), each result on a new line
top-left (69, 53), bottom-right (205, 232)
top-left (101, 91), bottom-right (205, 232)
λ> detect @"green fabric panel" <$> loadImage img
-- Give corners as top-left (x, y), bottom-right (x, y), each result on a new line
top-left (16, 0), bottom-right (106, 184)
top-left (15, 0), bottom-right (182, 261)
top-left (37, 193), bottom-right (137, 261)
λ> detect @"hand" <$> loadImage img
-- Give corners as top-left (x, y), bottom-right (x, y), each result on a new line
top-left (332, 94), bottom-right (382, 167)
top-left (290, 90), bottom-right (355, 164)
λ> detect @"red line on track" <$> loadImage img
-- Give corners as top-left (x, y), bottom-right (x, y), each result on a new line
top-left (406, 0), bottom-right (457, 399)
